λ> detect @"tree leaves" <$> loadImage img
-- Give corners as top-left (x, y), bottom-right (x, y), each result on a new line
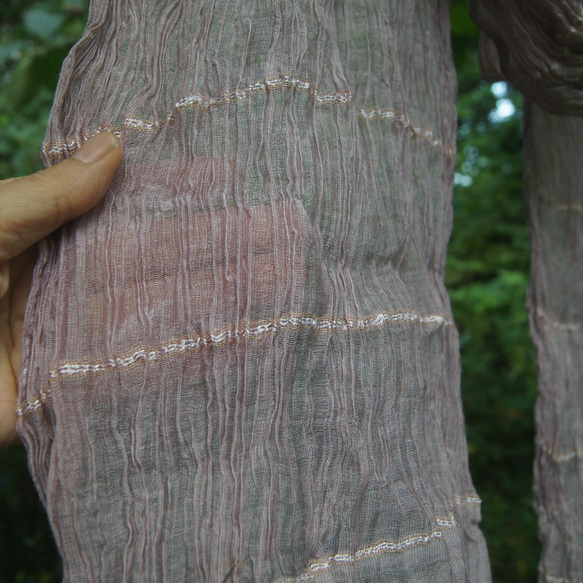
top-left (0, 1), bottom-right (88, 177)
top-left (23, 8), bottom-right (66, 41)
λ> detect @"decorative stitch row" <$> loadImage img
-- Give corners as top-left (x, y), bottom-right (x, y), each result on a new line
top-left (41, 127), bottom-right (122, 161)
top-left (41, 74), bottom-right (349, 159)
top-left (452, 495), bottom-right (482, 506)
top-left (537, 440), bottom-right (583, 463)
top-left (295, 516), bottom-right (456, 581)
top-left (544, 575), bottom-right (575, 583)
top-left (532, 307), bottom-right (580, 332)
top-left (41, 74), bottom-right (454, 160)
top-left (173, 75), bottom-right (352, 111)
top-left (436, 516), bottom-right (456, 528)
top-left (357, 107), bottom-right (456, 158)
top-left (17, 310), bottom-right (453, 417)
top-left (536, 188), bottom-right (583, 215)
top-left (48, 311), bottom-right (452, 378)
top-left (17, 387), bottom-right (51, 417)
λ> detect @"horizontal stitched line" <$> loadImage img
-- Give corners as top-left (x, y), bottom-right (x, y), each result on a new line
top-left (296, 516), bottom-right (456, 581)
top-left (50, 311), bottom-right (452, 376)
top-left (538, 441), bottom-right (583, 463)
top-left (357, 107), bottom-right (455, 156)
top-left (452, 495), bottom-right (482, 506)
top-left (532, 307), bottom-right (581, 331)
top-left (536, 188), bottom-right (583, 215)
top-left (544, 575), bottom-right (577, 583)
top-left (41, 74), bottom-right (455, 159)
top-left (17, 310), bottom-right (453, 417)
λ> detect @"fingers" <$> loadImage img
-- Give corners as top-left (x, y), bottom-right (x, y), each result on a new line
top-left (0, 131), bottom-right (121, 263)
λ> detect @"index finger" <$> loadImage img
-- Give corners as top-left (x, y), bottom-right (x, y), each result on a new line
top-left (0, 132), bottom-right (121, 263)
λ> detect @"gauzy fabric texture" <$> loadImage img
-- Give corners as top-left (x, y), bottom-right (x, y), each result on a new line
top-left (525, 103), bottom-right (583, 583)
top-left (469, 0), bottom-right (583, 115)
top-left (17, 1), bottom-right (491, 581)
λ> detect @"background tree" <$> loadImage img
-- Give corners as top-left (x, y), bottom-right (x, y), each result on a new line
top-left (0, 1), bottom-right (539, 580)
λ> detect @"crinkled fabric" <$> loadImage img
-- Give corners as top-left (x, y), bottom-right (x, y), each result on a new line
top-left (17, 1), bottom-right (491, 581)
top-left (525, 102), bottom-right (583, 583)
top-left (470, 0), bottom-right (583, 114)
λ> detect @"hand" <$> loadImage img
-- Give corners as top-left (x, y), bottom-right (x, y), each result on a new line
top-left (0, 131), bottom-right (121, 448)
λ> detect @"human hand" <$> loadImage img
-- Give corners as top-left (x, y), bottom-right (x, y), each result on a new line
top-left (0, 131), bottom-right (121, 448)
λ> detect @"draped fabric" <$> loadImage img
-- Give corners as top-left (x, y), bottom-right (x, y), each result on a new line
top-left (15, 1), bottom-right (495, 580)
top-left (525, 104), bottom-right (583, 583)
top-left (470, 1), bottom-right (583, 580)
top-left (469, 0), bottom-right (583, 115)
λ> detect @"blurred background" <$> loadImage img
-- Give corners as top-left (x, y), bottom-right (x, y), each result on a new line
top-left (0, 0), bottom-right (539, 581)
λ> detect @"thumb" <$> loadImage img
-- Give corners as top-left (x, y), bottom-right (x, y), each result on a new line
top-left (0, 131), bottom-right (121, 263)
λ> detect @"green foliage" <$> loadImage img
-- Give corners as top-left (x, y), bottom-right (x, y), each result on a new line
top-left (0, 1), bottom-right (539, 581)
top-left (0, 446), bottom-right (62, 582)
top-left (0, 0), bottom-right (88, 177)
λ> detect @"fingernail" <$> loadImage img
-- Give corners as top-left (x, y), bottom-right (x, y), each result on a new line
top-left (73, 131), bottom-right (118, 164)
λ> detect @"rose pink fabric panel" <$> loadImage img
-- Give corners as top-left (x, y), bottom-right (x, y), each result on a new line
top-left (17, 1), bottom-right (491, 580)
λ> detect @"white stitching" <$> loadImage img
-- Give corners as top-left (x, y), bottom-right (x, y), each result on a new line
top-left (17, 310), bottom-right (453, 417)
top-left (537, 441), bottom-right (583, 463)
top-left (48, 311), bottom-right (451, 377)
top-left (295, 516), bottom-right (456, 581)
top-left (452, 495), bottom-right (482, 506)
top-left (536, 188), bottom-right (583, 215)
top-left (41, 74), bottom-right (454, 160)
top-left (358, 107), bottom-right (456, 157)
top-left (532, 307), bottom-right (580, 331)
top-left (436, 516), bottom-right (456, 528)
